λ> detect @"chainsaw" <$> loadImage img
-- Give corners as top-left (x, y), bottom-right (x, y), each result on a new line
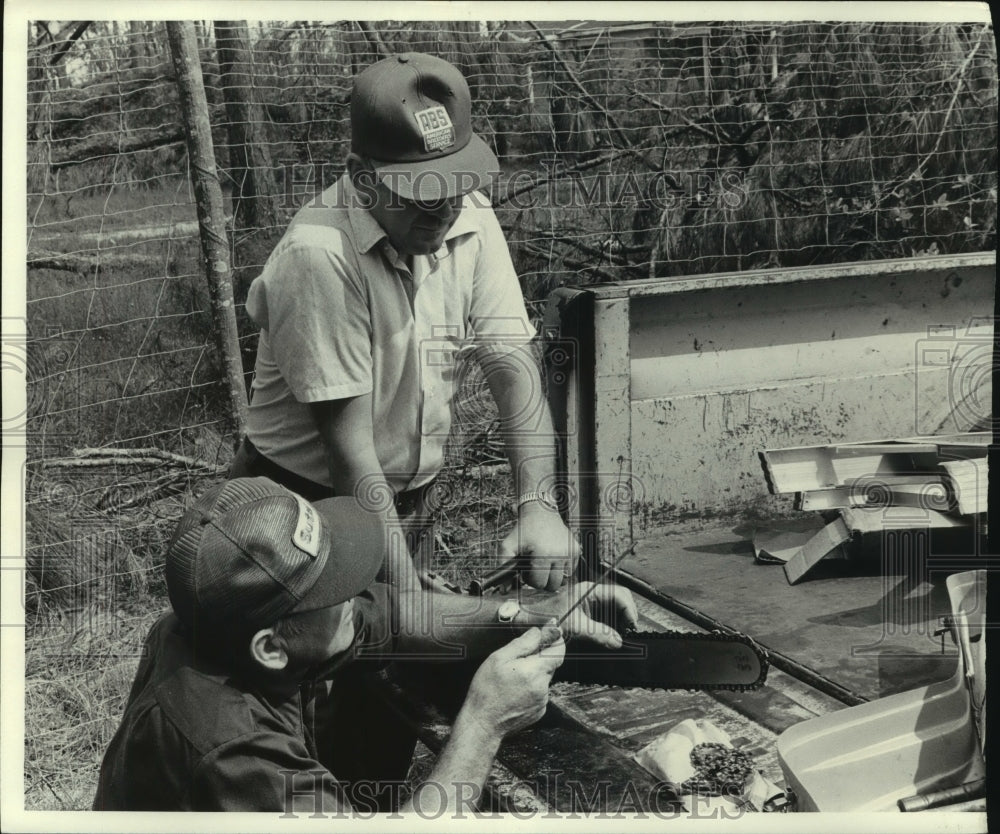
top-left (468, 555), bottom-right (769, 692)
top-left (554, 628), bottom-right (769, 691)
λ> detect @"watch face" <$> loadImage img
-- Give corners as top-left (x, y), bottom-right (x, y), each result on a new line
top-left (498, 600), bottom-right (520, 622)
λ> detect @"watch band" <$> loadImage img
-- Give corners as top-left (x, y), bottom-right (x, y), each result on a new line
top-left (517, 490), bottom-right (559, 512)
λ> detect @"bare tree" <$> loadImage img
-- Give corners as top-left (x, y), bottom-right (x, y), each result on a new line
top-left (213, 20), bottom-right (278, 231)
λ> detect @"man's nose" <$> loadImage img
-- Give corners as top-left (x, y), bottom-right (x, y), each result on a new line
top-left (420, 197), bottom-right (462, 220)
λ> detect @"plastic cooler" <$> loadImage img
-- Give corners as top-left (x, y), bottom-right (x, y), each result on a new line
top-left (776, 570), bottom-right (986, 811)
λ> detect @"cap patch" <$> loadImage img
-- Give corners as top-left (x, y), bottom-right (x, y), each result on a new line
top-left (291, 495), bottom-right (321, 558)
top-left (414, 106), bottom-right (455, 152)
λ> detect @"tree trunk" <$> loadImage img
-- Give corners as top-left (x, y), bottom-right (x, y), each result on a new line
top-left (213, 20), bottom-right (278, 231)
top-left (27, 26), bottom-right (52, 198)
top-left (167, 21), bottom-right (249, 443)
top-left (127, 20), bottom-right (152, 69)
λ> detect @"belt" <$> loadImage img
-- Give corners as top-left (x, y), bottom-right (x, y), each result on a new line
top-left (239, 436), bottom-right (431, 517)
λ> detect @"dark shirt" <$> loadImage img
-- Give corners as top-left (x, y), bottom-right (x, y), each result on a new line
top-left (93, 586), bottom-right (392, 812)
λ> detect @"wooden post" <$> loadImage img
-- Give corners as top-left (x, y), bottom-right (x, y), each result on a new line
top-left (166, 21), bottom-right (249, 444)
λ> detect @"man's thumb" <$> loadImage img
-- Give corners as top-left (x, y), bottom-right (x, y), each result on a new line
top-left (503, 622), bottom-right (562, 658)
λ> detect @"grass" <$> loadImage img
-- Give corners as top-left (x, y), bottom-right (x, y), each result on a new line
top-left (24, 607), bottom-right (163, 810)
top-left (27, 180), bottom-right (237, 455)
top-left (23, 465), bottom-right (194, 810)
top-left (24, 178), bottom-right (248, 808)
top-left (28, 174), bottom-right (198, 240)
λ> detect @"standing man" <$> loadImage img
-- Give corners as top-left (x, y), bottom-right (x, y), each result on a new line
top-left (230, 52), bottom-right (578, 592)
top-left (93, 477), bottom-right (635, 813)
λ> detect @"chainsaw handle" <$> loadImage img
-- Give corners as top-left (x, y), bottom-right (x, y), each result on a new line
top-left (469, 554), bottom-right (584, 595)
top-left (468, 558), bottom-right (521, 595)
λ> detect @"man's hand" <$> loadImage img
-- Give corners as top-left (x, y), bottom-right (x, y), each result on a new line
top-left (406, 626), bottom-right (564, 815)
top-left (520, 583), bottom-right (639, 649)
top-left (459, 625), bottom-right (565, 742)
top-left (498, 504), bottom-right (582, 591)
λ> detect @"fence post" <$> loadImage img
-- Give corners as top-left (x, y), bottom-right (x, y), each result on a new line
top-left (166, 21), bottom-right (249, 446)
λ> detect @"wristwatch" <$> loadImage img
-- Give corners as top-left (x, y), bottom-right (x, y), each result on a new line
top-left (517, 490), bottom-right (559, 513)
top-left (497, 599), bottom-right (521, 624)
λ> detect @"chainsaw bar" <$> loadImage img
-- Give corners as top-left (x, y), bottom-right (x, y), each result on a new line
top-left (554, 629), bottom-right (769, 691)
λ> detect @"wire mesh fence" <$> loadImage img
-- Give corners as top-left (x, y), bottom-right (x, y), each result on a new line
top-left (19, 18), bottom-right (998, 809)
top-left (26, 20), bottom-right (998, 444)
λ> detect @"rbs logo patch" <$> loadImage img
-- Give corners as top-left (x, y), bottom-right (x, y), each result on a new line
top-left (414, 105), bottom-right (455, 152)
top-left (292, 495), bottom-right (321, 557)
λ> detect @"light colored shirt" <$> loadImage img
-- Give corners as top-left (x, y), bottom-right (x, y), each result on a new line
top-left (245, 175), bottom-right (534, 493)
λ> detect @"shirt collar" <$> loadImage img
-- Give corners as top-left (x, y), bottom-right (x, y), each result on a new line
top-left (342, 173), bottom-right (480, 258)
top-left (343, 175), bottom-right (387, 255)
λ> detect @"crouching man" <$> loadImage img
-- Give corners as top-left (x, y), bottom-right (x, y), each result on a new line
top-left (93, 477), bottom-right (637, 814)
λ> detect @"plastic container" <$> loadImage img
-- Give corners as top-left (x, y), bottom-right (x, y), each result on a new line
top-left (776, 570), bottom-right (986, 811)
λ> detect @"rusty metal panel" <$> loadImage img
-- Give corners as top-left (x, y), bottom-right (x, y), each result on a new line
top-left (628, 263), bottom-right (993, 403)
top-left (550, 253), bottom-right (994, 527)
top-left (544, 288), bottom-right (598, 554)
top-left (628, 259), bottom-right (992, 521)
top-left (590, 296), bottom-right (633, 551)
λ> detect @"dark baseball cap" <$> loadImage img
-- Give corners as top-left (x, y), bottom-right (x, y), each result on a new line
top-left (351, 52), bottom-right (499, 202)
top-left (165, 477), bottom-right (385, 632)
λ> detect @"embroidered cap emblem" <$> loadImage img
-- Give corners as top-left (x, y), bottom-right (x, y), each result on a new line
top-left (414, 105), bottom-right (455, 152)
top-left (291, 495), bottom-right (321, 557)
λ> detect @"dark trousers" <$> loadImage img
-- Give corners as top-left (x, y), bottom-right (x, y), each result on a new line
top-left (229, 436), bottom-right (435, 570)
top-left (228, 436), bottom-right (430, 810)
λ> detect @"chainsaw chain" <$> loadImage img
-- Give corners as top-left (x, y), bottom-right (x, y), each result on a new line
top-left (564, 628), bottom-right (770, 692)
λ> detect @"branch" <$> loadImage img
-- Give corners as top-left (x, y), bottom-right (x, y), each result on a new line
top-left (41, 446), bottom-right (225, 471)
top-left (519, 239), bottom-right (621, 284)
top-left (28, 250), bottom-right (171, 276)
top-left (856, 24), bottom-right (990, 218)
top-left (904, 26), bottom-right (988, 187)
top-left (49, 221), bottom-right (203, 245)
top-left (630, 88), bottom-right (719, 141)
top-left (43, 456), bottom-right (195, 469)
top-left (49, 21), bottom-right (91, 67)
top-left (522, 228), bottom-right (639, 265)
top-left (34, 21), bottom-right (53, 44)
top-left (97, 471), bottom-right (217, 511)
top-left (356, 21), bottom-right (393, 58)
top-left (493, 144), bottom-right (654, 207)
top-left (47, 127), bottom-right (187, 171)
top-left (527, 22), bottom-right (631, 149)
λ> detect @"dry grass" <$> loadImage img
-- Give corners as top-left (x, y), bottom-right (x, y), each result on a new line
top-left (24, 608), bottom-right (162, 810)
top-left (22, 463), bottom-right (221, 810)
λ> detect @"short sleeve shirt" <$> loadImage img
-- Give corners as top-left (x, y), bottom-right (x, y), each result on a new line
top-left (245, 175), bottom-right (535, 493)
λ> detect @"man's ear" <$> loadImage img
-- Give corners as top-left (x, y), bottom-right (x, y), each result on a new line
top-left (347, 151), bottom-right (367, 177)
top-left (346, 153), bottom-right (370, 182)
top-left (346, 153), bottom-right (379, 209)
top-left (250, 628), bottom-right (289, 671)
